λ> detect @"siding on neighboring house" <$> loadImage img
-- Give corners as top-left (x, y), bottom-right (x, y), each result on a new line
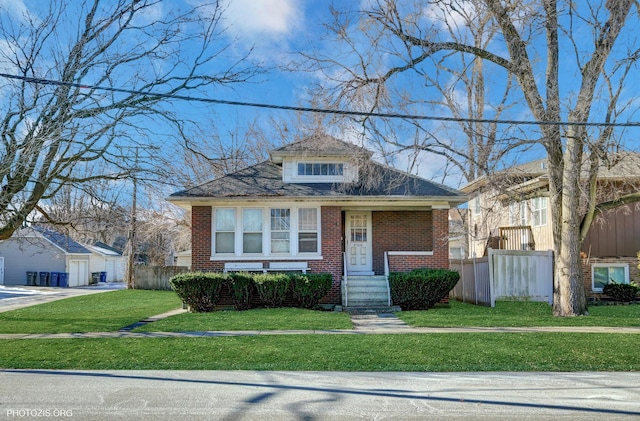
top-left (0, 237), bottom-right (66, 285)
top-left (582, 205), bottom-right (640, 258)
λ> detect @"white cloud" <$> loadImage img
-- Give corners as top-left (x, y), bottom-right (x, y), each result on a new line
top-left (0, 0), bottom-right (32, 23)
top-left (222, 0), bottom-right (302, 39)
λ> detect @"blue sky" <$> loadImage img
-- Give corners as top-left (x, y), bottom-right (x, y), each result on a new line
top-left (4, 0), bottom-right (640, 193)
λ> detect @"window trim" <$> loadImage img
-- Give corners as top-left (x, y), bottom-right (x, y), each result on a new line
top-left (211, 205), bottom-right (322, 259)
top-left (473, 196), bottom-right (481, 216)
top-left (532, 197), bottom-right (547, 227)
top-left (591, 263), bottom-right (629, 292)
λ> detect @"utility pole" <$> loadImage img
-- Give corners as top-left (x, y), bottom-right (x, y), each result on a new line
top-left (124, 146), bottom-right (139, 289)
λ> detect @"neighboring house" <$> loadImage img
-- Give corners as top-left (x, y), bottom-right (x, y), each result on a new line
top-left (462, 153), bottom-right (640, 297)
top-left (85, 242), bottom-right (126, 282)
top-left (173, 250), bottom-right (192, 269)
top-left (168, 134), bottom-right (466, 309)
top-left (0, 227), bottom-right (92, 287)
top-left (448, 208), bottom-right (467, 260)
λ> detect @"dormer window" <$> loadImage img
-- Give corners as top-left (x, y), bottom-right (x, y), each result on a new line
top-left (297, 162), bottom-right (344, 177)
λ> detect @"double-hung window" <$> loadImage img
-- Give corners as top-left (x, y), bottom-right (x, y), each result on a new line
top-left (298, 208), bottom-right (318, 253)
top-left (213, 206), bottom-right (320, 257)
top-left (270, 208), bottom-right (291, 253)
top-left (532, 197), bottom-right (547, 227)
top-left (214, 208), bottom-right (235, 254)
top-left (242, 209), bottom-right (262, 254)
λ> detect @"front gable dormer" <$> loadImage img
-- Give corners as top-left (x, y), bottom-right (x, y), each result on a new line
top-left (269, 134), bottom-right (370, 184)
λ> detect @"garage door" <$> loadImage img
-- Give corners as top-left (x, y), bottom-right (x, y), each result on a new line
top-left (69, 260), bottom-right (88, 287)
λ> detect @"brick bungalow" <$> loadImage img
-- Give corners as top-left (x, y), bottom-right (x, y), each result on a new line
top-left (168, 134), bottom-right (466, 310)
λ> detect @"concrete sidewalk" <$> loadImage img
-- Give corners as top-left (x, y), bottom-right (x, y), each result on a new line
top-left (1, 307), bottom-right (639, 339)
top-left (1, 286), bottom-right (639, 338)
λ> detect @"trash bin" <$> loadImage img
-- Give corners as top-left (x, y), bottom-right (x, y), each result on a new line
top-left (58, 272), bottom-right (69, 288)
top-left (39, 272), bottom-right (50, 287)
top-left (99, 271), bottom-right (107, 283)
top-left (49, 272), bottom-right (59, 287)
top-left (91, 272), bottom-right (100, 284)
top-left (26, 271), bottom-right (37, 286)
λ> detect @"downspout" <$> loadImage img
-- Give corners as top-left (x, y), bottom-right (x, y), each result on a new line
top-left (384, 251), bottom-right (391, 306)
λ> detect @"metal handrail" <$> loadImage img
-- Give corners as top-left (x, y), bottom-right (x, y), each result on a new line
top-left (343, 252), bottom-right (348, 308)
top-left (384, 251), bottom-right (391, 306)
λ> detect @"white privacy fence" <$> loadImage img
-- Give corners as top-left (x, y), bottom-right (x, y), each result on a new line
top-left (450, 249), bottom-right (554, 307)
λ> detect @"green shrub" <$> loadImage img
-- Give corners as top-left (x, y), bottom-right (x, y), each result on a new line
top-left (603, 282), bottom-right (639, 302)
top-left (169, 272), bottom-right (227, 312)
top-left (389, 268), bottom-right (460, 310)
top-left (290, 273), bottom-right (332, 309)
top-left (228, 272), bottom-right (256, 310)
top-left (253, 273), bottom-right (291, 308)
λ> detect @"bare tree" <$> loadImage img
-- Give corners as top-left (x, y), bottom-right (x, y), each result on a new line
top-left (305, 0), bottom-right (639, 316)
top-left (0, 0), bottom-right (262, 240)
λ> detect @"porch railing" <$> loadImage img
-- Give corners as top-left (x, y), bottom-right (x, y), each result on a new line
top-left (384, 251), bottom-right (391, 306)
top-left (342, 252), bottom-right (348, 308)
top-left (498, 226), bottom-right (535, 251)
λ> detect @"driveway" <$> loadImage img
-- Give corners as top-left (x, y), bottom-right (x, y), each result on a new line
top-left (1, 370), bottom-right (638, 420)
top-left (0, 283), bottom-right (125, 313)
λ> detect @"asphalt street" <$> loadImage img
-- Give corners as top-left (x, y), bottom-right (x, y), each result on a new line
top-left (1, 370), bottom-right (639, 420)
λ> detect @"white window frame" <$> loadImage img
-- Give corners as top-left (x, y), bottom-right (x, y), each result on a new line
top-left (211, 205), bottom-right (322, 259)
top-left (532, 197), bottom-right (547, 227)
top-left (291, 159), bottom-right (349, 183)
top-left (591, 263), bottom-right (629, 292)
top-left (508, 201), bottom-right (527, 226)
top-left (473, 196), bottom-right (481, 216)
top-left (212, 208), bottom-right (236, 255)
top-left (297, 207), bottom-right (319, 254)
top-left (297, 162), bottom-right (344, 177)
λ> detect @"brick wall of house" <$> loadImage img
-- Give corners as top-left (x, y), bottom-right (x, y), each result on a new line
top-left (191, 206), bottom-right (224, 272)
top-left (372, 209), bottom-right (450, 273)
top-left (581, 256), bottom-right (640, 299)
top-left (310, 206), bottom-right (343, 304)
top-left (192, 205), bottom-right (343, 304)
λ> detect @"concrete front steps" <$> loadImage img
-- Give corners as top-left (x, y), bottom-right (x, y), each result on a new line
top-left (343, 275), bottom-right (399, 313)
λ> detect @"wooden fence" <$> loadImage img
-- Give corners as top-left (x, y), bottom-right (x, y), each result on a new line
top-left (450, 249), bottom-right (554, 307)
top-left (133, 266), bottom-right (189, 290)
top-left (450, 256), bottom-right (492, 306)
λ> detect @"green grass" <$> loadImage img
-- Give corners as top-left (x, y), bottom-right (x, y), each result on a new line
top-left (397, 300), bottom-right (640, 327)
top-left (134, 307), bottom-right (353, 332)
top-left (0, 290), bottom-right (182, 333)
top-left (1, 333), bottom-right (638, 371)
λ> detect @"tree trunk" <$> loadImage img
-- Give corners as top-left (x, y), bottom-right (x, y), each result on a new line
top-left (553, 127), bottom-right (587, 316)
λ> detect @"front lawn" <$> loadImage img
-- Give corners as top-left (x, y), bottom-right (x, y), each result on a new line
top-left (1, 333), bottom-right (638, 371)
top-left (0, 290), bottom-right (182, 333)
top-left (134, 307), bottom-right (352, 332)
top-left (397, 300), bottom-right (640, 327)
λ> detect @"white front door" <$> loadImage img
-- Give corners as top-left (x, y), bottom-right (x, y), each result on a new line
top-left (346, 211), bottom-right (373, 274)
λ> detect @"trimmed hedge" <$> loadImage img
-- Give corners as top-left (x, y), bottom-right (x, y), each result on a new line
top-left (169, 272), bottom-right (227, 312)
top-left (228, 272), bottom-right (256, 310)
top-left (389, 268), bottom-right (460, 310)
top-left (290, 273), bottom-right (333, 309)
top-left (603, 282), bottom-right (639, 302)
top-left (170, 271), bottom-right (335, 311)
top-left (253, 273), bottom-right (292, 308)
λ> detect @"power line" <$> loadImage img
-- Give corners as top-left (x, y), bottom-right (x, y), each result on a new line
top-left (1, 72), bottom-right (639, 128)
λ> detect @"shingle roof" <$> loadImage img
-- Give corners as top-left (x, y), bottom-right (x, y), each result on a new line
top-left (462, 152), bottom-right (640, 193)
top-left (269, 134), bottom-right (372, 161)
top-left (32, 227), bottom-right (92, 254)
top-left (170, 160), bottom-right (463, 200)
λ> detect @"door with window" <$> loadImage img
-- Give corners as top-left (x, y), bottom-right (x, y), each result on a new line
top-left (346, 211), bottom-right (373, 274)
